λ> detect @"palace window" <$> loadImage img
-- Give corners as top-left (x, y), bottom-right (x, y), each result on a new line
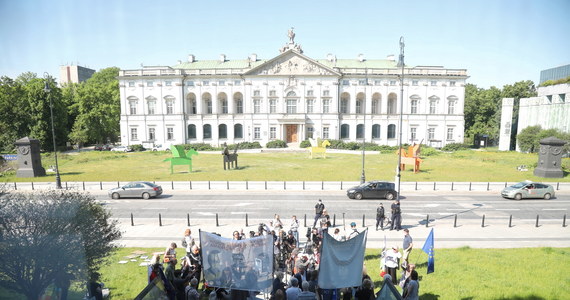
top-left (306, 99), bottom-right (314, 113)
top-left (254, 127), bottom-right (261, 139)
top-left (148, 128), bottom-right (155, 141)
top-left (269, 99), bottom-right (277, 113)
top-left (270, 127), bottom-right (277, 139)
top-left (234, 124), bottom-right (243, 139)
top-left (323, 99), bottom-right (330, 113)
top-left (323, 127), bottom-right (329, 139)
top-left (388, 124), bottom-right (396, 139)
top-left (254, 100), bottom-right (261, 114)
top-left (187, 124), bottom-right (196, 139)
top-left (372, 124), bottom-right (380, 139)
top-left (166, 127), bottom-right (174, 140)
top-left (340, 124), bottom-right (350, 139)
top-left (203, 124), bottom-right (212, 139)
top-left (219, 124), bottom-right (227, 139)
top-left (130, 128), bottom-right (138, 141)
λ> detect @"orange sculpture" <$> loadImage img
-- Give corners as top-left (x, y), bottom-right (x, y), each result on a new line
top-left (396, 143), bottom-right (423, 173)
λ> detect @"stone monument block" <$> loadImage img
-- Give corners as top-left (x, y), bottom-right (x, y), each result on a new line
top-left (534, 136), bottom-right (566, 178)
top-left (15, 137), bottom-right (46, 177)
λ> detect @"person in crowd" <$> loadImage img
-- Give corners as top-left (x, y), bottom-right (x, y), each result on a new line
top-left (383, 246), bottom-right (402, 285)
top-left (164, 242), bottom-right (178, 265)
top-left (307, 269), bottom-right (319, 295)
top-left (332, 228), bottom-right (344, 241)
top-left (348, 222), bottom-right (359, 239)
top-left (213, 267), bottom-right (233, 300)
top-left (298, 281), bottom-right (317, 300)
top-left (391, 200), bottom-right (402, 230)
top-left (399, 263), bottom-right (416, 290)
top-left (271, 271), bottom-right (286, 299)
top-left (148, 254), bottom-right (163, 283)
top-left (188, 245), bottom-right (202, 282)
top-left (185, 277), bottom-right (201, 300)
top-left (376, 202), bottom-right (385, 231)
top-left (233, 230), bottom-right (242, 240)
top-left (274, 214), bottom-right (284, 231)
top-left (164, 257), bottom-right (176, 286)
top-left (286, 277), bottom-right (301, 300)
top-left (313, 199), bottom-right (325, 228)
top-left (182, 229), bottom-right (195, 257)
top-left (274, 289), bottom-right (286, 300)
top-left (354, 278), bottom-right (374, 300)
top-left (290, 215), bottom-right (300, 247)
top-left (402, 270), bottom-right (419, 300)
top-left (402, 229), bottom-right (413, 268)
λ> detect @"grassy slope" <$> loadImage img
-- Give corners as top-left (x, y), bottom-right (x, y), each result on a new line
top-left (3, 150), bottom-right (569, 182)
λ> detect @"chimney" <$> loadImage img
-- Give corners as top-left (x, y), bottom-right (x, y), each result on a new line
top-left (358, 54), bottom-right (365, 62)
top-left (249, 53), bottom-right (257, 62)
top-left (188, 54), bottom-right (195, 63)
top-left (219, 54), bottom-right (226, 62)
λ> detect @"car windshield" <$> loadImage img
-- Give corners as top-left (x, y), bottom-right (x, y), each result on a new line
top-left (358, 183), bottom-right (371, 188)
top-left (512, 182), bottom-right (529, 189)
top-left (143, 182), bottom-right (158, 187)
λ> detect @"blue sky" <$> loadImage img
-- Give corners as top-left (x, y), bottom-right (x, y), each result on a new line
top-left (1, 0), bottom-right (568, 88)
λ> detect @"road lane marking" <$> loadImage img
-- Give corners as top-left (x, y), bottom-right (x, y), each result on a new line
top-left (542, 208), bottom-right (567, 211)
top-left (141, 208), bottom-right (168, 210)
top-left (425, 204), bottom-right (440, 208)
top-left (496, 209), bottom-right (520, 211)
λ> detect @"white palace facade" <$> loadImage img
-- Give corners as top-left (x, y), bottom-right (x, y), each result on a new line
top-left (118, 38), bottom-right (468, 148)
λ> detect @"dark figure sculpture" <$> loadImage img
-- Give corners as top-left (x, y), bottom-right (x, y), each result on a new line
top-left (222, 143), bottom-right (239, 170)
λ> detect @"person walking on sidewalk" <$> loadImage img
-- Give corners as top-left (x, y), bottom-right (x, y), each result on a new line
top-left (390, 200), bottom-right (402, 230)
top-left (402, 229), bottom-right (413, 268)
top-left (313, 199), bottom-right (325, 228)
top-left (376, 203), bottom-right (385, 231)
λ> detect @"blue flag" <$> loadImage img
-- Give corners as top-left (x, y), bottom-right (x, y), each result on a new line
top-left (421, 228), bottom-right (434, 274)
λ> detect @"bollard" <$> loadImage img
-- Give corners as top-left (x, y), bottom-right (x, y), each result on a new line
top-left (65, 182), bottom-right (68, 189)
top-left (433, 182), bottom-right (436, 191)
top-left (487, 182), bottom-right (490, 191)
top-left (535, 215), bottom-right (539, 227)
top-left (216, 213), bottom-right (219, 227)
top-left (246, 213), bottom-right (249, 227)
top-left (333, 214), bottom-right (336, 227)
top-left (131, 213), bottom-right (134, 226)
top-left (171, 181), bottom-right (174, 190)
top-left (159, 213), bottom-right (162, 226)
top-left (557, 182), bottom-right (560, 190)
top-left (14, 182), bottom-right (17, 190)
top-left (100, 181), bottom-right (103, 190)
top-left (284, 181), bottom-right (286, 190)
top-left (246, 181), bottom-right (248, 190)
top-left (340, 181), bottom-right (343, 190)
top-left (469, 182), bottom-right (472, 191)
top-left (117, 181), bottom-right (120, 188)
top-left (451, 182), bottom-right (454, 191)
top-left (343, 213), bottom-right (346, 227)
top-left (303, 181), bottom-right (305, 190)
top-left (187, 213), bottom-right (191, 227)
top-left (31, 182), bottom-right (34, 190)
top-left (415, 182), bottom-right (418, 191)
top-left (505, 182), bottom-right (507, 187)
top-left (362, 214), bottom-right (365, 227)
top-left (426, 214), bottom-right (429, 227)
top-left (208, 181), bottom-right (211, 190)
top-left (563, 214), bottom-right (567, 227)
top-left (265, 181), bottom-right (267, 190)
top-left (482, 214), bottom-right (486, 227)
top-left (304, 214), bottom-right (307, 227)
top-left (82, 181), bottom-right (85, 190)
top-left (509, 215), bottom-right (513, 227)
top-left (322, 181), bottom-right (324, 190)
top-left (189, 181), bottom-right (192, 190)
top-left (227, 181), bottom-right (229, 190)
top-left (454, 214), bottom-right (457, 228)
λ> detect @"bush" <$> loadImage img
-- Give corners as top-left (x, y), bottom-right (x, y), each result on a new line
top-left (327, 139), bottom-right (346, 149)
top-left (442, 143), bottom-right (472, 152)
top-left (266, 140), bottom-right (287, 148)
top-left (420, 146), bottom-right (440, 156)
top-left (300, 140), bottom-right (311, 148)
top-left (130, 144), bottom-right (145, 152)
top-left (181, 143), bottom-right (216, 151)
top-left (236, 142), bottom-right (262, 149)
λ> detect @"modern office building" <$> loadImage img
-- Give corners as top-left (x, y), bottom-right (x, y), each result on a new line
top-left (59, 65), bottom-right (95, 85)
top-left (117, 32), bottom-right (468, 148)
top-left (539, 64), bottom-right (570, 84)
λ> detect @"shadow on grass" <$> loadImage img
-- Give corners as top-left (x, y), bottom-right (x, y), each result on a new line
top-left (421, 293), bottom-right (441, 299)
top-left (494, 296), bottom-right (547, 300)
top-left (365, 253), bottom-right (381, 260)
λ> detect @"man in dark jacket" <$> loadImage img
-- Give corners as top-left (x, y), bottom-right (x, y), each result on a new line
top-left (376, 202), bottom-right (385, 231)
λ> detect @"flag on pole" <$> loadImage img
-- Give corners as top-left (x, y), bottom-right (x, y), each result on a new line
top-left (421, 228), bottom-right (434, 274)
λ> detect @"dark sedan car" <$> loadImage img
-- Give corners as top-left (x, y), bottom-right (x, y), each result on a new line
top-left (347, 181), bottom-right (398, 200)
top-left (94, 144), bottom-right (112, 151)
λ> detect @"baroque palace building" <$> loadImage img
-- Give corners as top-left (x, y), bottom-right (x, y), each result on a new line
top-left (118, 32), bottom-right (468, 148)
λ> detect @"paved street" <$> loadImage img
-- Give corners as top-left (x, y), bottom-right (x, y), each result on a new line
top-left (85, 189), bottom-right (570, 249)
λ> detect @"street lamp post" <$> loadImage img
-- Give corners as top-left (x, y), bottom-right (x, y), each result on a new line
top-left (396, 37), bottom-right (405, 199)
top-left (44, 72), bottom-right (62, 189)
top-left (360, 99), bottom-right (366, 184)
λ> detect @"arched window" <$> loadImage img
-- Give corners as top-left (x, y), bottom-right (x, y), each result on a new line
top-left (234, 123), bottom-right (243, 139)
top-left (357, 124), bottom-right (364, 139)
top-left (218, 92), bottom-right (228, 114)
top-left (187, 124), bottom-right (196, 139)
top-left (203, 124), bottom-right (212, 139)
top-left (387, 93), bottom-right (397, 114)
top-left (340, 124), bottom-right (350, 139)
top-left (202, 93), bottom-right (212, 114)
top-left (388, 124), bottom-right (396, 139)
top-left (372, 93), bottom-right (381, 114)
top-left (187, 93), bottom-right (196, 115)
top-left (340, 93), bottom-right (350, 114)
top-left (218, 124), bottom-right (227, 139)
top-left (372, 124), bottom-right (381, 139)
top-left (356, 92), bottom-right (365, 114)
top-left (286, 91), bottom-right (297, 114)
top-left (234, 92), bottom-right (243, 114)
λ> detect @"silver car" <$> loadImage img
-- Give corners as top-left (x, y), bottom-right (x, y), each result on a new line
top-left (501, 181), bottom-right (555, 200)
top-left (108, 181), bottom-right (163, 199)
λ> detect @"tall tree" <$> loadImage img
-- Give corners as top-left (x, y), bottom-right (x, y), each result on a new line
top-left (0, 189), bottom-right (121, 300)
top-left (464, 83), bottom-right (502, 144)
top-left (0, 77), bottom-right (27, 152)
top-left (70, 67), bottom-right (120, 145)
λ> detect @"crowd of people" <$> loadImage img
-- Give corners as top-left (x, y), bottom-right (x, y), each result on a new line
top-left (144, 199), bottom-right (420, 300)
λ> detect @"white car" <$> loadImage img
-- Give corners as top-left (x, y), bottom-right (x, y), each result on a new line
top-left (110, 146), bottom-right (132, 152)
top-left (152, 144), bottom-right (171, 151)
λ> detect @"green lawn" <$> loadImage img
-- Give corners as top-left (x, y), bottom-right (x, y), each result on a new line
top-left (5, 247), bottom-right (566, 300)
top-left (2, 149), bottom-right (569, 182)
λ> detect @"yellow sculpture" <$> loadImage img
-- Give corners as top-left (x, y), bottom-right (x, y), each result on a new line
top-left (396, 143), bottom-right (423, 173)
top-left (308, 138), bottom-right (331, 159)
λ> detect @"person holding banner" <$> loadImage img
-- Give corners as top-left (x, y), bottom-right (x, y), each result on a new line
top-left (383, 246), bottom-right (401, 285)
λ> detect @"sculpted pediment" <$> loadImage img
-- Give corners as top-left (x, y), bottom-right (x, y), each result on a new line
top-left (246, 51), bottom-right (339, 76)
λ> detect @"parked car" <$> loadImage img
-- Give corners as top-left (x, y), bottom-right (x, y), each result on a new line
top-left (110, 146), bottom-right (132, 152)
top-left (108, 181), bottom-right (163, 199)
top-left (347, 181), bottom-right (397, 200)
top-left (152, 144), bottom-right (171, 151)
top-left (94, 144), bottom-right (112, 151)
top-left (501, 180), bottom-right (555, 200)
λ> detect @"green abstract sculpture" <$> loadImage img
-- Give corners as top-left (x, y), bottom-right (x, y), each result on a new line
top-left (163, 145), bottom-right (199, 174)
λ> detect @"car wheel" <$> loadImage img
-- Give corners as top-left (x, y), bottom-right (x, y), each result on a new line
top-left (354, 193), bottom-right (363, 200)
top-left (385, 192), bottom-right (395, 200)
top-left (124, 149), bottom-right (128, 152)
top-left (544, 193), bottom-right (551, 200)
top-left (514, 193), bottom-right (522, 200)
top-left (112, 192), bottom-right (120, 200)
top-left (142, 192), bottom-right (151, 199)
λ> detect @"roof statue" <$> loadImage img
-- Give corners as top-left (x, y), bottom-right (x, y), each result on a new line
top-left (288, 27), bottom-right (295, 44)
top-left (396, 141), bottom-right (423, 173)
top-left (163, 145), bottom-right (198, 174)
top-left (308, 138), bottom-right (331, 159)
top-left (280, 27), bottom-right (303, 53)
